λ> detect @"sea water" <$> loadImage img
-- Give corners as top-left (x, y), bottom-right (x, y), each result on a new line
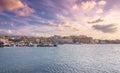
top-left (0, 44), bottom-right (120, 73)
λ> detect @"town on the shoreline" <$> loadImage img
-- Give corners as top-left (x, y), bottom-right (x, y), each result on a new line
top-left (0, 35), bottom-right (120, 47)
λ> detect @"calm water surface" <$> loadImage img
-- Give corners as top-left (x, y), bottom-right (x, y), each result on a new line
top-left (0, 44), bottom-right (120, 73)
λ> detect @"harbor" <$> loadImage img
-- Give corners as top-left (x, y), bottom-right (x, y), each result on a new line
top-left (1, 35), bottom-right (120, 47)
top-left (0, 41), bottom-right (57, 47)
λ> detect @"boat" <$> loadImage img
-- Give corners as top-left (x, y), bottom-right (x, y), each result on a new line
top-left (37, 42), bottom-right (57, 47)
top-left (0, 41), bottom-right (4, 47)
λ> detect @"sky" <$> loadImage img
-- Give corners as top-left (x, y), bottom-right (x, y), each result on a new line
top-left (0, 0), bottom-right (120, 40)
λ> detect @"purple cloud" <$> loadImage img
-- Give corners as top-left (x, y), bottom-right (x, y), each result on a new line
top-left (92, 24), bottom-right (117, 33)
top-left (88, 18), bottom-right (104, 24)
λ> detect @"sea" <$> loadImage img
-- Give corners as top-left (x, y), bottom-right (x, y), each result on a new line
top-left (0, 44), bottom-right (120, 73)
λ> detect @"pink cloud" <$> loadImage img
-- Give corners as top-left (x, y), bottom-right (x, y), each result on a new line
top-left (14, 5), bottom-right (34, 16)
top-left (0, 29), bottom-right (13, 35)
top-left (80, 1), bottom-right (96, 10)
top-left (98, 0), bottom-right (106, 6)
top-left (72, 4), bottom-right (79, 10)
top-left (96, 9), bottom-right (103, 13)
top-left (0, 0), bottom-right (34, 16)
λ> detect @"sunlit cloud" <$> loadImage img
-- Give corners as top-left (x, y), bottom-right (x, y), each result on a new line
top-left (96, 9), bottom-right (103, 13)
top-left (0, 0), bottom-right (24, 11)
top-left (80, 1), bottom-right (96, 10)
top-left (98, 0), bottom-right (106, 6)
top-left (0, 29), bottom-right (13, 35)
top-left (72, 4), bottom-right (79, 10)
top-left (0, 0), bottom-right (34, 16)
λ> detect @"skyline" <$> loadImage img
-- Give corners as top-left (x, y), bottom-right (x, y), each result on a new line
top-left (0, 0), bottom-right (120, 40)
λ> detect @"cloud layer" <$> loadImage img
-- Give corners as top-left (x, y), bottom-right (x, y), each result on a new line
top-left (0, 0), bottom-right (120, 39)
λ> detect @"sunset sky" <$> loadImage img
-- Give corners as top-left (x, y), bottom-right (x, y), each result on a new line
top-left (0, 0), bottom-right (120, 39)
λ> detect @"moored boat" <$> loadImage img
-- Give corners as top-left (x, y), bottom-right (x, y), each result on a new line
top-left (37, 43), bottom-right (57, 47)
top-left (0, 41), bottom-right (4, 47)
